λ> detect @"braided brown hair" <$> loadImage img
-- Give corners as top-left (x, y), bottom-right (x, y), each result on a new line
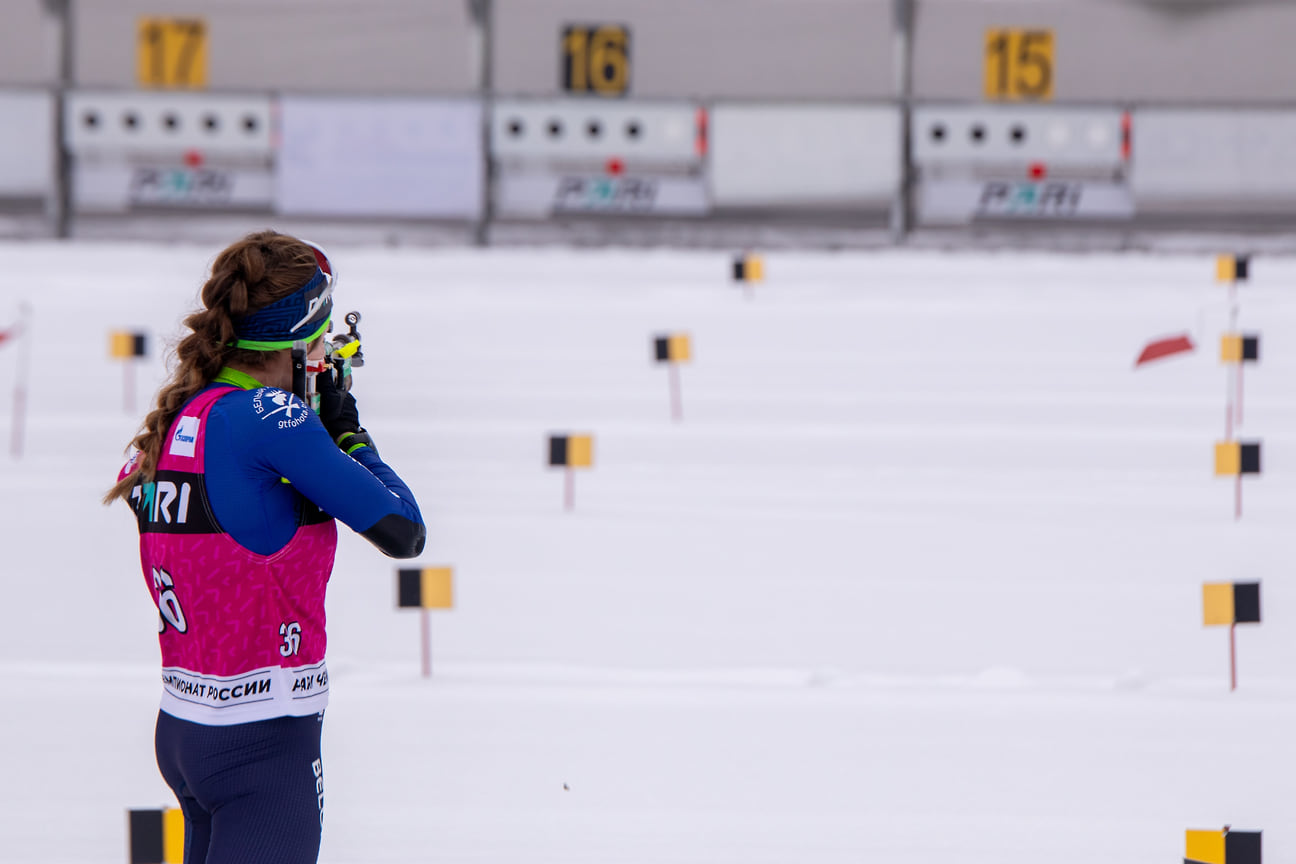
top-left (103, 230), bottom-right (320, 504)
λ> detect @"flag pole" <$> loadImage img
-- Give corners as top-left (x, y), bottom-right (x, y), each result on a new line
top-left (1228, 280), bottom-right (1239, 432)
top-left (1236, 362), bottom-right (1244, 428)
top-left (421, 608), bottom-right (432, 679)
top-left (1225, 372), bottom-right (1233, 441)
top-left (1229, 622), bottom-right (1237, 691)
top-left (124, 359), bottom-right (136, 414)
top-left (669, 362), bottom-right (682, 422)
top-left (10, 303), bottom-right (32, 459)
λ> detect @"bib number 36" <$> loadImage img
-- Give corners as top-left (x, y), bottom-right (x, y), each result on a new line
top-left (280, 621), bottom-right (302, 657)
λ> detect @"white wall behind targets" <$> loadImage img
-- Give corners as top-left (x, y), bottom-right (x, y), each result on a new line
top-left (276, 98), bottom-right (483, 219)
top-left (1131, 109), bottom-right (1296, 212)
top-left (709, 105), bottom-right (900, 210)
top-left (0, 91), bottom-right (56, 198)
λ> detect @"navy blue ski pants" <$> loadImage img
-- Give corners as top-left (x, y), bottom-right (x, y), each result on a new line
top-left (155, 710), bottom-right (325, 864)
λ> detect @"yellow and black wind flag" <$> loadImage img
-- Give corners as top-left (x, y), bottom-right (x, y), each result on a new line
top-left (1203, 582), bottom-right (1261, 627)
top-left (1214, 441), bottom-right (1260, 476)
top-left (128, 808), bottom-right (184, 864)
top-left (110, 330), bottom-right (148, 359)
top-left (549, 434), bottom-right (593, 469)
top-left (549, 433), bottom-right (595, 510)
top-left (732, 253), bottom-right (764, 283)
top-left (1185, 828), bottom-right (1261, 864)
top-left (1220, 333), bottom-right (1259, 364)
top-left (397, 567), bottom-right (454, 609)
top-left (653, 333), bottom-right (691, 364)
top-left (1216, 255), bottom-right (1250, 283)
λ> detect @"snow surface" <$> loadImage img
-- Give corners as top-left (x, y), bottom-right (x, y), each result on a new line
top-left (0, 242), bottom-right (1293, 863)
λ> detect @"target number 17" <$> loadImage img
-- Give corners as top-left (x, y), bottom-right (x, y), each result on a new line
top-left (137, 17), bottom-right (208, 89)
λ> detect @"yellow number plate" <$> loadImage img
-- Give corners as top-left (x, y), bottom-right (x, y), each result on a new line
top-left (137, 17), bottom-right (208, 89)
top-left (984, 28), bottom-right (1053, 101)
top-left (562, 24), bottom-right (630, 96)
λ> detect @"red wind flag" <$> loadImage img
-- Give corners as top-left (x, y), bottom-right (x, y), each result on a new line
top-left (1134, 333), bottom-right (1195, 367)
top-left (0, 326), bottom-right (16, 348)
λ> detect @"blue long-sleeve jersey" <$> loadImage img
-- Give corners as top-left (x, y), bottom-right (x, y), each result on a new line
top-left (198, 379), bottom-right (425, 557)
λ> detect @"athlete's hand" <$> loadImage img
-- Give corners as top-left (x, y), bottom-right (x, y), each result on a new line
top-left (315, 362), bottom-right (347, 429)
top-left (316, 364), bottom-right (374, 454)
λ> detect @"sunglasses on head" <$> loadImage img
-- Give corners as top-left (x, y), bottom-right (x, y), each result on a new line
top-left (305, 240), bottom-right (334, 287)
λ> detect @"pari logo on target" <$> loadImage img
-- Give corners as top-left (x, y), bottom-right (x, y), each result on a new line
top-left (168, 416), bottom-right (200, 458)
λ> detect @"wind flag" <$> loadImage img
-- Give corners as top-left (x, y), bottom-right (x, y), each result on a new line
top-left (1215, 440), bottom-right (1260, 521)
top-left (1202, 581), bottom-right (1261, 691)
top-left (1134, 333), bottom-right (1195, 367)
top-left (549, 434), bottom-right (593, 470)
top-left (128, 808), bottom-right (184, 864)
top-left (1219, 332), bottom-right (1260, 434)
top-left (653, 334), bottom-right (691, 364)
top-left (109, 329), bottom-right (148, 413)
top-left (1203, 582), bottom-right (1261, 627)
top-left (1220, 333), bottom-right (1260, 364)
top-left (732, 253), bottom-right (764, 283)
top-left (109, 331), bottom-right (148, 359)
top-left (397, 566), bottom-right (454, 678)
top-left (1216, 255), bottom-right (1250, 284)
top-left (1185, 827), bottom-right (1261, 864)
top-left (1214, 441), bottom-right (1261, 477)
top-left (398, 567), bottom-right (454, 610)
top-left (0, 325), bottom-right (16, 347)
top-left (549, 433), bottom-right (594, 511)
top-left (653, 333), bottom-right (692, 421)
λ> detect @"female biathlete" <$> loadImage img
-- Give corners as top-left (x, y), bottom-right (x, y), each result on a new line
top-left (105, 231), bottom-right (425, 863)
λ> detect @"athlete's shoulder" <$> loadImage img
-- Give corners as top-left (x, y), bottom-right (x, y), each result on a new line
top-left (117, 448), bottom-right (141, 483)
top-left (212, 386), bottom-right (320, 434)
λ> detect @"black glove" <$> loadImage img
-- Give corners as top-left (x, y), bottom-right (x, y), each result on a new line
top-left (315, 361), bottom-right (375, 455)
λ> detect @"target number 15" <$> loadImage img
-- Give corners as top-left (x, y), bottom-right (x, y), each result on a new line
top-left (984, 29), bottom-right (1053, 101)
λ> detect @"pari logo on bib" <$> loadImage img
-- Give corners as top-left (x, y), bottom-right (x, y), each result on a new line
top-left (169, 416), bottom-right (200, 458)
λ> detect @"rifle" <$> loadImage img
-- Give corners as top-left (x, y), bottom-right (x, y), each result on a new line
top-left (292, 311), bottom-right (364, 411)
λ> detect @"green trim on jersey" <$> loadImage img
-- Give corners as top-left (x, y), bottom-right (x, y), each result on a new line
top-left (213, 367), bottom-right (267, 391)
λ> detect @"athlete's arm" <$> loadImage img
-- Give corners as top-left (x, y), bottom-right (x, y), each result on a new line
top-left (341, 445), bottom-right (427, 557)
top-left (255, 402), bottom-right (426, 558)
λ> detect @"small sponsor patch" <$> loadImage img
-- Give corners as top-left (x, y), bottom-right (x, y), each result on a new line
top-left (169, 416), bottom-right (200, 458)
top-left (252, 389), bottom-right (307, 427)
top-left (118, 448), bottom-right (142, 481)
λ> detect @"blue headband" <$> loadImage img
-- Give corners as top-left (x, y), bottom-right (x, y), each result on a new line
top-left (231, 267), bottom-right (334, 350)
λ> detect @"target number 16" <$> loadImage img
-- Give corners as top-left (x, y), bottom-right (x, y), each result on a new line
top-left (562, 24), bottom-right (631, 96)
